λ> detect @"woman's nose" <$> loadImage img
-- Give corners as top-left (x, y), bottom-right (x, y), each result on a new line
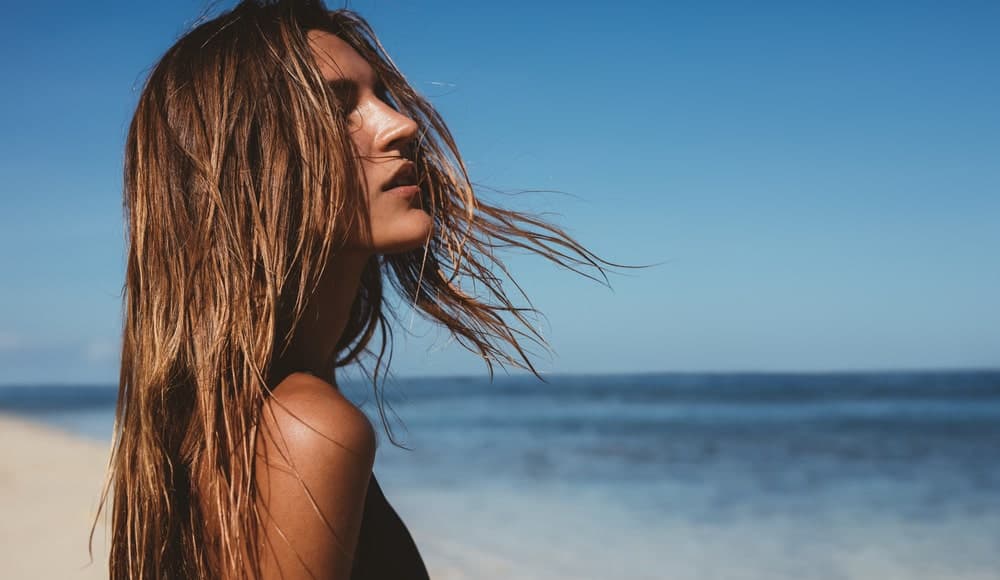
top-left (377, 106), bottom-right (419, 154)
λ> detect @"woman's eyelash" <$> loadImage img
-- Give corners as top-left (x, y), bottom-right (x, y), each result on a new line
top-left (375, 80), bottom-right (401, 109)
top-left (333, 81), bottom-right (392, 119)
top-left (341, 90), bottom-right (359, 117)
top-left (326, 80), bottom-right (359, 118)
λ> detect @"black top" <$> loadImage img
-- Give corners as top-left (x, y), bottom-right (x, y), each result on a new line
top-left (351, 474), bottom-right (430, 580)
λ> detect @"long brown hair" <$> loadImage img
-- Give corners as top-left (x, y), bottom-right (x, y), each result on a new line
top-left (94, 1), bottom-right (633, 577)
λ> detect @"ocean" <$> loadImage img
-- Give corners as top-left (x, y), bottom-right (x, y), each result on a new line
top-left (3, 371), bottom-right (999, 579)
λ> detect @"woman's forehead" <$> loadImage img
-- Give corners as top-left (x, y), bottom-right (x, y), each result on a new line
top-left (306, 29), bottom-right (376, 86)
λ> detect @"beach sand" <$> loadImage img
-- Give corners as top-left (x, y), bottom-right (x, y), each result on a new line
top-left (0, 413), bottom-right (111, 579)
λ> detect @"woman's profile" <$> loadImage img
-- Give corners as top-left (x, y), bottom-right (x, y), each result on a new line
top-left (95, 0), bottom-right (622, 577)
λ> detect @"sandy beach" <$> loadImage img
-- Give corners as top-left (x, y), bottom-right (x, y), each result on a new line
top-left (0, 413), bottom-right (111, 579)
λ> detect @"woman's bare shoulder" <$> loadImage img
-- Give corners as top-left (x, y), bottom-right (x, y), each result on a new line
top-left (255, 371), bottom-right (376, 578)
top-left (261, 371), bottom-right (377, 462)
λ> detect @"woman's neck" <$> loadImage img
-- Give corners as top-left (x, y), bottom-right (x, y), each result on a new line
top-left (271, 251), bottom-right (372, 387)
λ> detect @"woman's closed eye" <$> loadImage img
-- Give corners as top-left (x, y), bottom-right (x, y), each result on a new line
top-left (374, 80), bottom-right (395, 109)
top-left (327, 79), bottom-right (360, 121)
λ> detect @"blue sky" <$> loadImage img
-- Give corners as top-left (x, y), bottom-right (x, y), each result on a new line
top-left (1, 0), bottom-right (998, 384)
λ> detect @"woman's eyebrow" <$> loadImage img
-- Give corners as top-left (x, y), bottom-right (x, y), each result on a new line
top-left (326, 67), bottom-right (378, 93)
top-left (326, 79), bottom-right (362, 110)
top-left (326, 78), bottom-right (359, 95)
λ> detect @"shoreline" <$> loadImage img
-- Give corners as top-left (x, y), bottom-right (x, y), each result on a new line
top-left (7, 382), bottom-right (1000, 580)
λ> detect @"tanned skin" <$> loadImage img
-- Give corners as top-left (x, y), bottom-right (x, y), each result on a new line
top-left (252, 29), bottom-right (430, 579)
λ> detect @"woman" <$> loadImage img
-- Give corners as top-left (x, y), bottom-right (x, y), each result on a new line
top-left (95, 0), bottom-right (620, 578)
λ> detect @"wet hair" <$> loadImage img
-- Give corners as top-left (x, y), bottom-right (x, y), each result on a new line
top-left (93, 0), bottom-right (628, 577)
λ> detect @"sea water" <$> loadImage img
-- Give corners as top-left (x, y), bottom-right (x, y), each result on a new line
top-left (3, 371), bottom-right (999, 579)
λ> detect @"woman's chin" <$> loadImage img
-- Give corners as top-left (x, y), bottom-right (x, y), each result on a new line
top-left (372, 214), bottom-right (434, 254)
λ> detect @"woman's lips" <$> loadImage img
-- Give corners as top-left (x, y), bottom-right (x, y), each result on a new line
top-left (384, 184), bottom-right (420, 199)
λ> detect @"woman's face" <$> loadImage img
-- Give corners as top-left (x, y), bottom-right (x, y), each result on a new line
top-left (307, 29), bottom-right (433, 254)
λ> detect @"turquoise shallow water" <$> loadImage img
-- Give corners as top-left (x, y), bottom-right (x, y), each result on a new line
top-left (3, 371), bottom-right (999, 579)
